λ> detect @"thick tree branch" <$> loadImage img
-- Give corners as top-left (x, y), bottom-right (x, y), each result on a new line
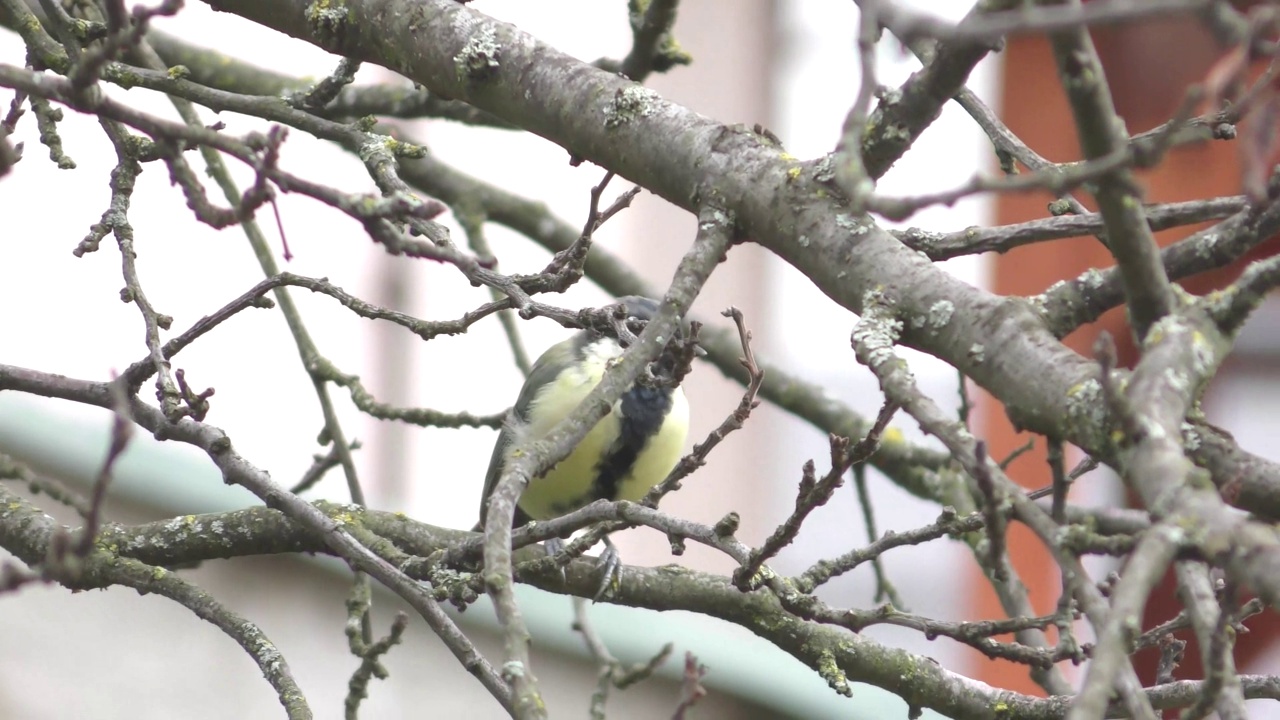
top-left (6, 482), bottom-right (1278, 720)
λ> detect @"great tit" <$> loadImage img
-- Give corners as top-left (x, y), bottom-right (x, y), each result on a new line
top-left (476, 296), bottom-right (691, 592)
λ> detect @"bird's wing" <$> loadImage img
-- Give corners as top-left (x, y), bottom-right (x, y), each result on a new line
top-left (474, 335), bottom-right (584, 530)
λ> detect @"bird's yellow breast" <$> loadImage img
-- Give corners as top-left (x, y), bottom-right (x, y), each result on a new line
top-left (510, 339), bottom-right (689, 520)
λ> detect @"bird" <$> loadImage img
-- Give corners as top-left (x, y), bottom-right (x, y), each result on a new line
top-left (475, 296), bottom-right (692, 598)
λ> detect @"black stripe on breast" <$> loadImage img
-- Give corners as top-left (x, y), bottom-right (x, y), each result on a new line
top-left (590, 384), bottom-right (674, 502)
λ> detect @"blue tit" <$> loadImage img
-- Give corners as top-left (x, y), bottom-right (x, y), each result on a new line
top-left (476, 296), bottom-right (692, 593)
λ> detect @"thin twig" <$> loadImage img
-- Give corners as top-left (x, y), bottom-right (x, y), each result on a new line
top-left (852, 463), bottom-right (906, 608)
top-left (671, 652), bottom-right (707, 720)
top-left (292, 440), bottom-right (363, 495)
top-left (1046, 437), bottom-right (1068, 524)
top-left (971, 442), bottom-right (1008, 582)
top-left (76, 375), bottom-right (133, 556)
top-left (733, 402), bottom-right (897, 591)
top-left (571, 596), bottom-right (672, 719)
top-left (879, 0), bottom-right (1208, 45)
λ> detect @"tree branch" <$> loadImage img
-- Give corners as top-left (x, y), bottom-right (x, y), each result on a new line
top-left (1044, 0), bottom-right (1174, 339)
top-left (5, 482), bottom-right (1277, 720)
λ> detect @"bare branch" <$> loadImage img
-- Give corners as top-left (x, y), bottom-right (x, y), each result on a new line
top-left (1045, 4), bottom-right (1173, 339)
top-left (76, 374), bottom-right (133, 556)
top-left (880, 0), bottom-right (1209, 45)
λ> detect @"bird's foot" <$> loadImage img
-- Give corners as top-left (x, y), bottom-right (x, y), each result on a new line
top-left (544, 537), bottom-right (568, 583)
top-left (593, 536), bottom-right (622, 602)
